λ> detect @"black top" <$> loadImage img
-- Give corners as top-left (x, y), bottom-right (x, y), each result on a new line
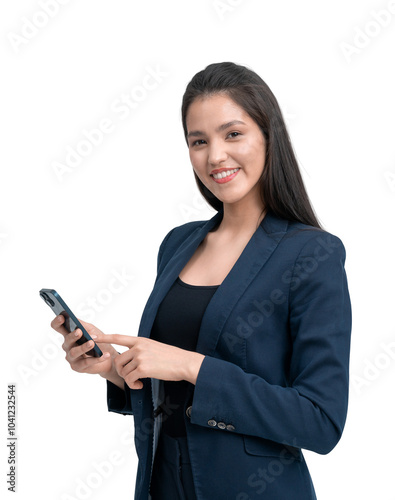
top-left (150, 276), bottom-right (219, 437)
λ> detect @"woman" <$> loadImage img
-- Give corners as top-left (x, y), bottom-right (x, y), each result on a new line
top-left (51, 62), bottom-right (352, 500)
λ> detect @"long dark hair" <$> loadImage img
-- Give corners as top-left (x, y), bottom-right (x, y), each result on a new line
top-left (181, 62), bottom-right (323, 229)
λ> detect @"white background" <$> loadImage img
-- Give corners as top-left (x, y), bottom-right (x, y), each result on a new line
top-left (1, 1), bottom-right (395, 499)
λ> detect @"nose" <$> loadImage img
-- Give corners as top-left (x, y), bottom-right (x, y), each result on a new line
top-left (207, 139), bottom-right (228, 166)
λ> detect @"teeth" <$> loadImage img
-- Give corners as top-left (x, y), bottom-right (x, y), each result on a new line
top-left (213, 168), bottom-right (240, 179)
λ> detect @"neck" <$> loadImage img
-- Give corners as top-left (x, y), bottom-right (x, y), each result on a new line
top-left (215, 202), bottom-right (266, 236)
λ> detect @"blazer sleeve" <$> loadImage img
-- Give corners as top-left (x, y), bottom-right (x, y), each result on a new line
top-left (106, 379), bottom-right (133, 415)
top-left (106, 227), bottom-right (176, 416)
top-left (190, 234), bottom-right (352, 454)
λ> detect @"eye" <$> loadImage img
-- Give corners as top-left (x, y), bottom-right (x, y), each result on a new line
top-left (191, 139), bottom-right (206, 147)
top-left (227, 131), bottom-right (241, 139)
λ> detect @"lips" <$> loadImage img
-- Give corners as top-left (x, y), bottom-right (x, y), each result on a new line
top-left (210, 167), bottom-right (239, 176)
top-left (211, 167), bottom-right (240, 184)
top-left (210, 167), bottom-right (240, 179)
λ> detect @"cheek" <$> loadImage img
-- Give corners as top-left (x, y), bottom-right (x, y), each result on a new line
top-left (189, 150), bottom-right (205, 171)
top-left (188, 150), bottom-right (196, 167)
top-left (235, 139), bottom-right (264, 166)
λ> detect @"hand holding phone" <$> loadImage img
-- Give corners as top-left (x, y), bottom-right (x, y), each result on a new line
top-left (40, 289), bottom-right (103, 357)
top-left (41, 289), bottom-right (125, 389)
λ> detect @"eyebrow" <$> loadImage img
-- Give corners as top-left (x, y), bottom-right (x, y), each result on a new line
top-left (187, 120), bottom-right (246, 138)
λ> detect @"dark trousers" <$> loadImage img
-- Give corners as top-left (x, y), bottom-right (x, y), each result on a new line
top-left (149, 431), bottom-right (198, 500)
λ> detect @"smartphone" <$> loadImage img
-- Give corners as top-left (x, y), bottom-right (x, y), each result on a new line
top-left (39, 288), bottom-right (103, 358)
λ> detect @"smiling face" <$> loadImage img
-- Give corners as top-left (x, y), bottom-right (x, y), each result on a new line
top-left (186, 93), bottom-right (266, 213)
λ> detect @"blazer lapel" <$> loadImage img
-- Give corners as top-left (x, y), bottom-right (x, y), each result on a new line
top-left (136, 209), bottom-right (223, 339)
top-left (196, 209), bottom-right (288, 355)
top-left (137, 208), bottom-right (288, 357)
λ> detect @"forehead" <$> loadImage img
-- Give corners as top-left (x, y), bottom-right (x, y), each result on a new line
top-left (186, 94), bottom-right (250, 128)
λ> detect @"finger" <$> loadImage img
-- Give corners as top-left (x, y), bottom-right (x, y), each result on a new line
top-left (71, 352), bottom-right (111, 372)
top-left (67, 337), bottom-right (100, 361)
top-left (109, 349), bottom-right (133, 379)
top-left (76, 318), bottom-right (91, 328)
top-left (62, 328), bottom-right (83, 352)
top-left (93, 333), bottom-right (137, 348)
top-left (76, 318), bottom-right (97, 333)
top-left (115, 355), bottom-right (137, 379)
top-left (76, 319), bottom-right (105, 339)
top-left (115, 348), bottom-right (134, 368)
top-left (114, 354), bottom-right (143, 388)
top-left (120, 361), bottom-right (138, 381)
top-left (124, 374), bottom-right (143, 390)
top-left (50, 315), bottom-right (69, 337)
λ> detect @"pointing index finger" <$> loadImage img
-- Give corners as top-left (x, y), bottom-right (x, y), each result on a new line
top-left (95, 333), bottom-right (137, 348)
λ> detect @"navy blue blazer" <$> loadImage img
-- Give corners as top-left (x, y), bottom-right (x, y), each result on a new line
top-left (107, 207), bottom-right (352, 500)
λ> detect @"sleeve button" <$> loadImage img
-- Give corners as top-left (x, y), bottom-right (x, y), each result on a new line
top-left (226, 424), bottom-right (235, 431)
top-left (208, 419), bottom-right (217, 427)
top-left (185, 406), bottom-right (192, 418)
top-left (217, 422), bottom-right (226, 430)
